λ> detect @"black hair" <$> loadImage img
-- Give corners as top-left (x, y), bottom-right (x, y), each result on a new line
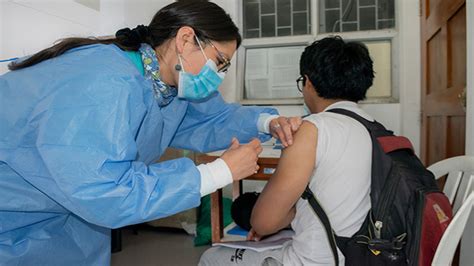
top-left (299, 36), bottom-right (374, 102)
top-left (9, 1), bottom-right (241, 71)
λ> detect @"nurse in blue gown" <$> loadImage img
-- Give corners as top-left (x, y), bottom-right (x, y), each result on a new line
top-left (0, 2), bottom-right (302, 265)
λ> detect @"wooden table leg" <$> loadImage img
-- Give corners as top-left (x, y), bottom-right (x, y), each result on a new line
top-left (210, 189), bottom-right (223, 243)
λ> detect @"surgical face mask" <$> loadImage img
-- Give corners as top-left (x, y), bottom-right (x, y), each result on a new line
top-left (177, 37), bottom-right (225, 100)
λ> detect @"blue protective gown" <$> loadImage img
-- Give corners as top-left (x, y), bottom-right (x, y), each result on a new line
top-left (0, 44), bottom-right (277, 265)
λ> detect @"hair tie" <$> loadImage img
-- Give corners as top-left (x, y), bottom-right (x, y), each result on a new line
top-left (115, 25), bottom-right (150, 46)
top-left (133, 25), bottom-right (151, 41)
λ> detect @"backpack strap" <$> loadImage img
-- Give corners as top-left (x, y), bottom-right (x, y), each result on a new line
top-left (327, 108), bottom-right (414, 154)
top-left (326, 108), bottom-right (386, 133)
top-left (301, 186), bottom-right (339, 266)
top-left (325, 108), bottom-right (392, 211)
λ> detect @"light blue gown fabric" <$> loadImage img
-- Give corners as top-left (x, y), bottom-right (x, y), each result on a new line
top-left (0, 44), bottom-right (277, 265)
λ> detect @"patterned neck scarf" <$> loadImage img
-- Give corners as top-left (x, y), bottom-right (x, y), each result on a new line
top-left (139, 43), bottom-right (177, 107)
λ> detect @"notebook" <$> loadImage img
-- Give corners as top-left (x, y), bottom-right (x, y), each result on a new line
top-left (213, 229), bottom-right (294, 252)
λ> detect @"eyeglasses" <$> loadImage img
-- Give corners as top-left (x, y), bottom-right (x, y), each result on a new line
top-left (207, 41), bottom-right (231, 73)
top-left (195, 35), bottom-right (232, 73)
top-left (296, 76), bottom-right (306, 92)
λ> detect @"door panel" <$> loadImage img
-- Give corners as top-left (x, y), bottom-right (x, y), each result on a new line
top-left (448, 7), bottom-right (467, 90)
top-left (427, 30), bottom-right (447, 95)
top-left (421, 0), bottom-right (466, 166)
top-left (447, 116), bottom-right (466, 157)
top-left (427, 116), bottom-right (446, 164)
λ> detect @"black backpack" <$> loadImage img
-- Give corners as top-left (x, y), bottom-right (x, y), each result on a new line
top-left (302, 109), bottom-right (453, 266)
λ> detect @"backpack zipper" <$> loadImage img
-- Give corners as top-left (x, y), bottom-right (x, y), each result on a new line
top-left (374, 220), bottom-right (383, 239)
top-left (373, 162), bottom-right (402, 238)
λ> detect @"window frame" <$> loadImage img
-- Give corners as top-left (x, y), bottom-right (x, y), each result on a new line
top-left (236, 0), bottom-right (400, 105)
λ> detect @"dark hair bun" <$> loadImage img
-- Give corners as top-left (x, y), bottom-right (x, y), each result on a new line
top-left (115, 25), bottom-right (150, 47)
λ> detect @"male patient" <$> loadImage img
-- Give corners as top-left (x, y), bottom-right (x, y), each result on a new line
top-left (199, 36), bottom-right (375, 265)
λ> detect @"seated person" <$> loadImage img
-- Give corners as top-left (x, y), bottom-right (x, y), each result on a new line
top-left (199, 36), bottom-right (375, 266)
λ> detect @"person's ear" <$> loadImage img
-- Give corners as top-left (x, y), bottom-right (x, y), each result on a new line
top-left (175, 26), bottom-right (196, 54)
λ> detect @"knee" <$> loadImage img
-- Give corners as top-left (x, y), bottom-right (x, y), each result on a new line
top-left (198, 247), bottom-right (219, 266)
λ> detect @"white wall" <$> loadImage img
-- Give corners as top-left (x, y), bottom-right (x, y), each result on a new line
top-left (0, 0), bottom-right (129, 75)
top-left (462, 2), bottom-right (474, 265)
top-left (212, 0), bottom-right (240, 103)
top-left (398, 0), bottom-right (421, 155)
top-left (466, 0), bottom-right (474, 156)
top-left (99, 0), bottom-right (127, 36)
top-left (0, 2), bottom-right (7, 73)
top-left (2, 0), bottom-right (97, 57)
top-left (123, 0), bottom-right (169, 28)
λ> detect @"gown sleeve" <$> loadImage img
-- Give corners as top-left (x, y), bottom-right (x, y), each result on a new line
top-left (170, 93), bottom-right (278, 153)
top-left (29, 74), bottom-right (202, 229)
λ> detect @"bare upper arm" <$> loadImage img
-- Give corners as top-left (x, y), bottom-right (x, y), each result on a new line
top-left (251, 121), bottom-right (318, 235)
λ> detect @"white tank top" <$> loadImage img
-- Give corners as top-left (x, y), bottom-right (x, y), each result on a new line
top-left (282, 101), bottom-right (373, 265)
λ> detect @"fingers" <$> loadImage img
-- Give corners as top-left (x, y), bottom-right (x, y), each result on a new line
top-left (229, 137), bottom-right (240, 150)
top-left (256, 145), bottom-right (263, 155)
top-left (221, 139), bottom-right (262, 181)
top-left (243, 140), bottom-right (261, 175)
top-left (280, 119), bottom-right (293, 146)
top-left (254, 164), bottom-right (260, 174)
top-left (247, 228), bottom-right (261, 241)
top-left (270, 117), bottom-right (304, 147)
top-left (246, 139), bottom-right (262, 154)
top-left (270, 120), bottom-right (287, 147)
top-left (270, 118), bottom-right (292, 147)
top-left (246, 229), bottom-right (254, 241)
top-left (248, 138), bottom-right (261, 148)
top-left (289, 117), bottom-right (303, 132)
top-left (248, 138), bottom-right (262, 150)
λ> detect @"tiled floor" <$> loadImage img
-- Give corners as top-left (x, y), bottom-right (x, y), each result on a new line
top-left (111, 227), bottom-right (209, 266)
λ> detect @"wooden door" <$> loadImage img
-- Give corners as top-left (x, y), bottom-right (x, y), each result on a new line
top-left (421, 0), bottom-right (467, 166)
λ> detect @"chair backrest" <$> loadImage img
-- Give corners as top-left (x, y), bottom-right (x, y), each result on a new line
top-left (428, 156), bottom-right (474, 266)
top-left (428, 156), bottom-right (474, 208)
top-left (431, 193), bottom-right (474, 266)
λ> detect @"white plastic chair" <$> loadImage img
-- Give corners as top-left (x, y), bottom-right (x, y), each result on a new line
top-left (427, 156), bottom-right (474, 213)
top-left (431, 193), bottom-right (474, 266)
top-left (428, 156), bottom-right (474, 266)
